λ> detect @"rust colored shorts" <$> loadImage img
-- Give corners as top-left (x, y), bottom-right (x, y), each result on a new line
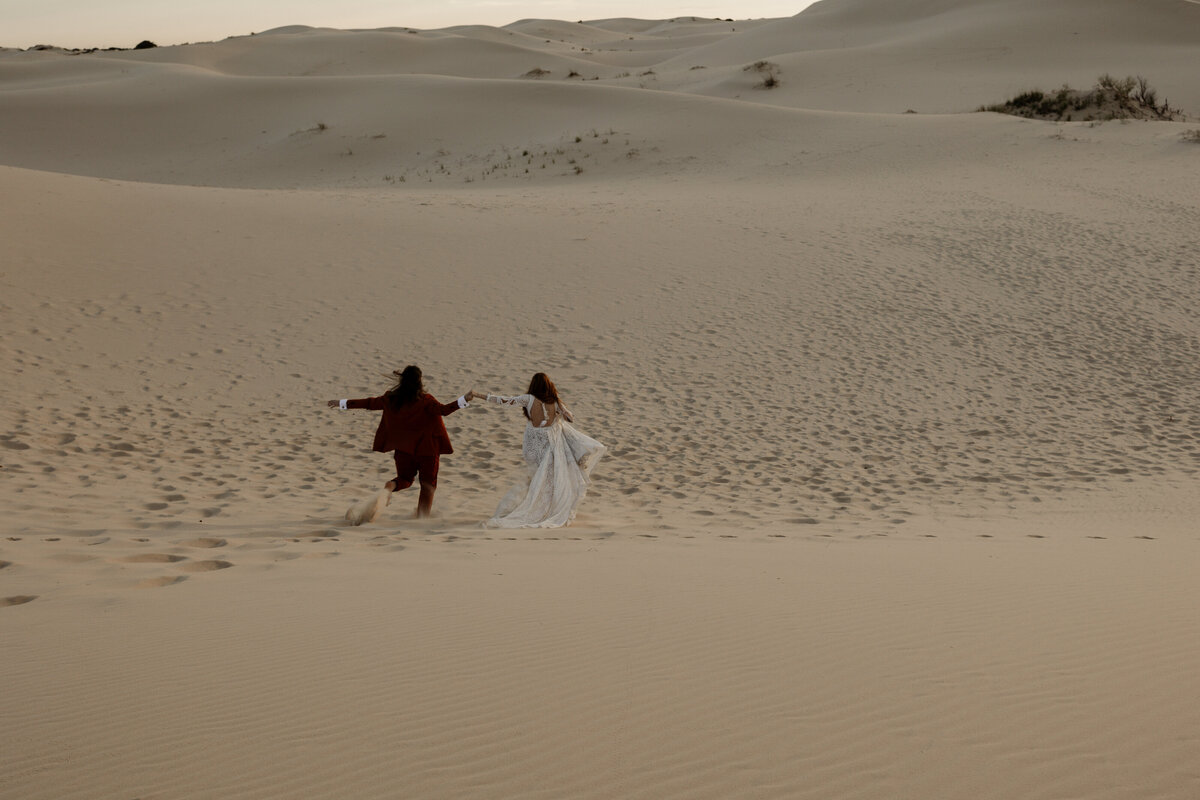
top-left (392, 451), bottom-right (440, 490)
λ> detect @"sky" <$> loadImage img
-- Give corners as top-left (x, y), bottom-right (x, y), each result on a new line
top-left (2, 1), bottom-right (818, 50)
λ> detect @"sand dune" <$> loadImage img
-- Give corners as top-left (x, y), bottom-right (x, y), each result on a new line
top-left (665, 0), bottom-right (1200, 112)
top-left (2, 1), bottom-right (1198, 189)
top-left (2, 138), bottom-right (1196, 542)
top-left (5, 536), bottom-right (1200, 800)
top-left (126, 26), bottom-right (603, 78)
top-left (3, 0), bottom-right (1200, 798)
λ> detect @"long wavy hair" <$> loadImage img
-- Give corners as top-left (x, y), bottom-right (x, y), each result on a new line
top-left (385, 365), bottom-right (425, 409)
top-left (524, 372), bottom-right (560, 420)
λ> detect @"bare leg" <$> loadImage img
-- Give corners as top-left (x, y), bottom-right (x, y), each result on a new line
top-left (416, 483), bottom-right (435, 518)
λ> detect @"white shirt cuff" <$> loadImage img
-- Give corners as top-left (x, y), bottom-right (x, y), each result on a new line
top-left (457, 396), bottom-right (469, 408)
top-left (339, 399), bottom-right (348, 410)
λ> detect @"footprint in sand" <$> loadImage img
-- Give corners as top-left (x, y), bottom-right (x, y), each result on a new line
top-left (119, 553), bottom-right (187, 564)
top-left (50, 553), bottom-right (99, 563)
top-left (2, 595), bottom-right (38, 607)
top-left (178, 560), bottom-right (233, 573)
top-left (180, 537), bottom-right (227, 549)
top-left (136, 576), bottom-right (187, 589)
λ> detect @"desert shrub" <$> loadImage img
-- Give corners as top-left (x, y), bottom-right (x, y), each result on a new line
top-left (1133, 75), bottom-right (1157, 108)
top-left (291, 122), bottom-right (328, 135)
top-left (1036, 89), bottom-right (1074, 118)
top-left (1182, 129), bottom-right (1200, 143)
top-left (984, 75), bottom-right (1182, 121)
top-left (523, 67), bottom-right (550, 78)
top-left (1008, 90), bottom-right (1044, 109)
top-left (1097, 73), bottom-right (1136, 100)
top-left (745, 60), bottom-right (781, 89)
top-left (134, 40), bottom-right (157, 50)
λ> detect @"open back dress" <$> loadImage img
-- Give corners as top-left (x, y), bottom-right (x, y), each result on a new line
top-left (483, 394), bottom-right (606, 528)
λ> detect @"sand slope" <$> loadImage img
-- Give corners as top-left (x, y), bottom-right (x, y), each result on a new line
top-left (3, 1), bottom-right (1200, 798)
top-left (2, 117), bottom-right (1197, 540)
top-left (668, 0), bottom-right (1200, 112)
top-left (4, 536), bottom-right (1200, 800)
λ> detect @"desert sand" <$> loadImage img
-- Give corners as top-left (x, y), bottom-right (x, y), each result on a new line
top-left (2, 2), bottom-right (1199, 798)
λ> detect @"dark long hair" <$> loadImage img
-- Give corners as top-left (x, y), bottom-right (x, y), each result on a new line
top-left (386, 365), bottom-right (424, 409)
top-left (524, 372), bottom-right (560, 420)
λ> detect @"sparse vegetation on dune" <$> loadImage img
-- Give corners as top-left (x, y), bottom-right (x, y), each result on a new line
top-left (744, 60), bottom-right (781, 89)
top-left (289, 122), bottom-right (328, 136)
top-left (378, 128), bottom-right (629, 185)
top-left (981, 75), bottom-right (1185, 122)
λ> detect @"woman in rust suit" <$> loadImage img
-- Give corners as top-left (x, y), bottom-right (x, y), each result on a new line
top-left (329, 365), bottom-right (472, 522)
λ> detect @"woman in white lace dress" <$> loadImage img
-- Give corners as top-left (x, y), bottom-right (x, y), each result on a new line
top-left (477, 373), bottom-right (606, 528)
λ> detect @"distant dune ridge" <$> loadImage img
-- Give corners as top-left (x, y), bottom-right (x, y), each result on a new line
top-left (3, 1), bottom-right (1200, 799)
top-left (1, 0), bottom-right (1198, 186)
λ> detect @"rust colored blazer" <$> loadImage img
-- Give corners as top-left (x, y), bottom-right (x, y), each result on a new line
top-left (347, 393), bottom-right (462, 456)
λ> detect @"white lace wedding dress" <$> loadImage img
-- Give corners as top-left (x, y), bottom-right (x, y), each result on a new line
top-left (483, 394), bottom-right (606, 528)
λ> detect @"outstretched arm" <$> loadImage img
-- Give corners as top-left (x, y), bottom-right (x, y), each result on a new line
top-left (430, 392), bottom-right (473, 417)
top-left (484, 393), bottom-right (533, 408)
top-left (327, 396), bottom-right (386, 410)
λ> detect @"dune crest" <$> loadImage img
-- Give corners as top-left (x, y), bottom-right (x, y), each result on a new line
top-left (2, 1), bottom-right (1198, 188)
